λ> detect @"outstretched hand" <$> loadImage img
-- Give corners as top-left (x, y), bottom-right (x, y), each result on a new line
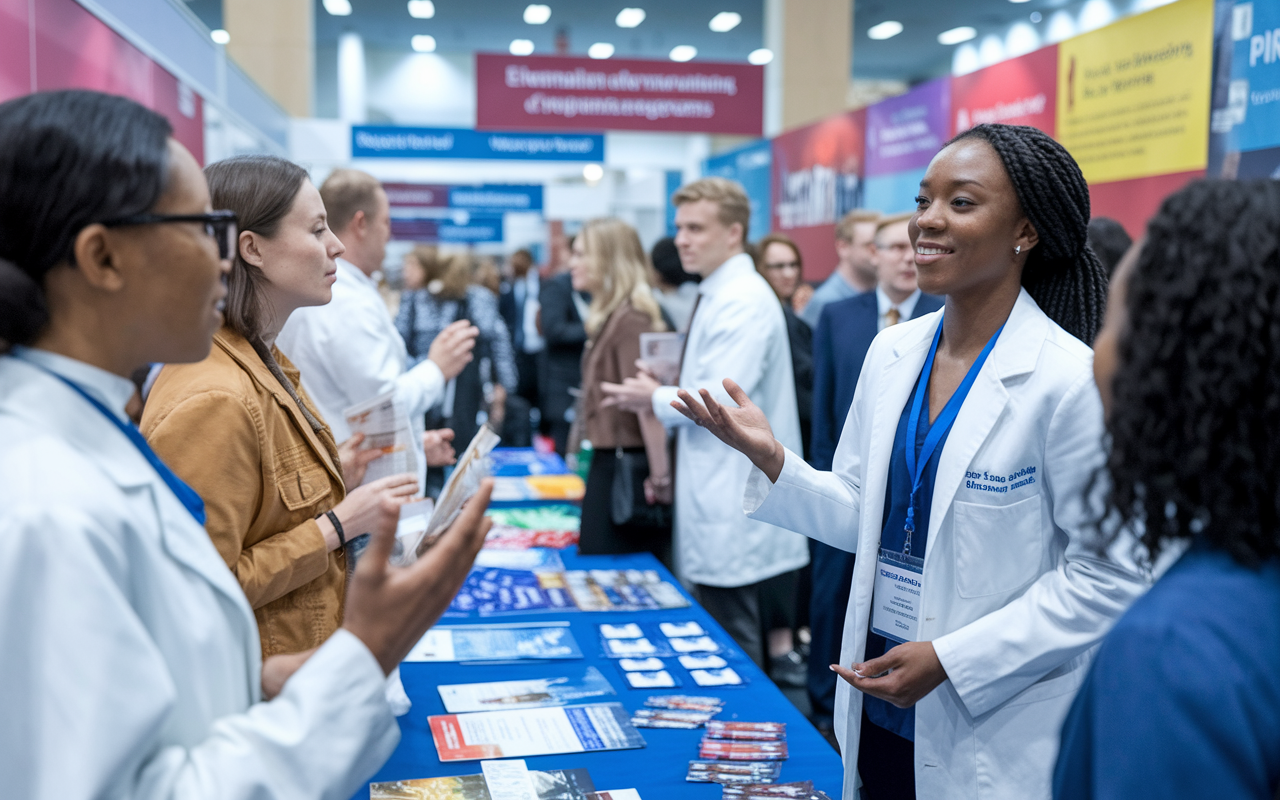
top-left (670, 378), bottom-right (785, 483)
top-left (830, 641), bottom-right (948, 709)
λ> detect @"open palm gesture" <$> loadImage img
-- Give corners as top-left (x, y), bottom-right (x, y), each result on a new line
top-left (670, 379), bottom-right (786, 482)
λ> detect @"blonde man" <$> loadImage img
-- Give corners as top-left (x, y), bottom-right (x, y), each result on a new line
top-left (800, 209), bottom-right (880, 328)
top-left (602, 177), bottom-right (809, 666)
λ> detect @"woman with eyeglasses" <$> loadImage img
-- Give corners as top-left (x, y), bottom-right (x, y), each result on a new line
top-left (0, 89), bottom-right (492, 798)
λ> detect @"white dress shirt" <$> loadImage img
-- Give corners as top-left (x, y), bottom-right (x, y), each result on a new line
top-left (651, 252), bottom-right (810, 587)
top-left (514, 270), bottom-right (545, 354)
top-left (278, 258), bottom-right (444, 443)
top-left (875, 286), bottom-right (921, 331)
top-left (0, 348), bottom-right (398, 800)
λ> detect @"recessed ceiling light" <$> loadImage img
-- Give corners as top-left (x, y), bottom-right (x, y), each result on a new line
top-left (523, 4), bottom-right (551, 24)
top-left (411, 34), bottom-right (436, 52)
top-left (1009, 0), bottom-right (1032, 3)
top-left (510, 38), bottom-right (535, 55)
top-left (583, 164), bottom-right (604, 182)
top-left (322, 0), bottom-right (352, 15)
top-left (616, 7), bottom-right (645, 27)
top-left (748, 48), bottom-right (773, 65)
top-left (937, 26), bottom-right (977, 45)
top-left (709, 11), bottom-right (741, 32)
top-left (210, 28), bottom-right (230, 44)
top-left (867, 20), bottom-right (903, 40)
top-left (1030, 11), bottom-right (1042, 22)
top-left (669, 45), bottom-right (697, 62)
top-left (588, 42), bottom-right (615, 59)
top-left (407, 0), bottom-right (435, 19)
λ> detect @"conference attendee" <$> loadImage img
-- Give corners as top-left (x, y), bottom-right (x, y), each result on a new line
top-left (276, 168), bottom-right (476, 481)
top-left (1085, 216), bottom-right (1132, 277)
top-left (0, 88), bottom-right (493, 799)
top-left (806, 211), bottom-right (944, 737)
top-left (142, 155), bottom-right (416, 658)
top-left (571, 218), bottom-right (672, 564)
top-left (755, 233), bottom-right (814, 461)
top-left (649, 235), bottom-right (701, 332)
top-left (499, 247), bottom-right (544, 408)
top-left (1054, 180), bottom-right (1280, 799)
top-left (539, 252), bottom-right (591, 455)
top-left (602, 177), bottom-right (809, 667)
top-left (671, 124), bottom-right (1147, 800)
top-left (800, 209), bottom-right (880, 328)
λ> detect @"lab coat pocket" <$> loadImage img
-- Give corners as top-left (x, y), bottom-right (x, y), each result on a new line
top-left (953, 494), bottom-right (1043, 598)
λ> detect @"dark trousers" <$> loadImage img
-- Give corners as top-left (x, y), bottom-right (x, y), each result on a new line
top-left (694, 581), bottom-right (774, 667)
top-left (858, 710), bottom-right (916, 799)
top-left (515, 350), bottom-right (540, 406)
top-left (808, 539), bottom-right (857, 720)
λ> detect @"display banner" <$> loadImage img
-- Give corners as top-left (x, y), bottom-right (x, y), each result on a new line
top-left (476, 54), bottom-right (764, 135)
top-left (1057, 0), bottom-right (1214, 184)
top-left (384, 183), bottom-right (543, 212)
top-left (951, 45), bottom-right (1058, 136)
top-left (353, 125), bottom-right (604, 161)
top-left (770, 110), bottom-right (866, 281)
top-left (390, 213), bottom-right (505, 243)
top-left (703, 139), bottom-right (773, 242)
top-left (1206, 0), bottom-right (1280, 177)
top-left (865, 78), bottom-right (950, 176)
top-left (0, 0), bottom-right (30, 102)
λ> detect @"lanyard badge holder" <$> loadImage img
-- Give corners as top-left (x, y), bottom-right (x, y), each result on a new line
top-left (871, 318), bottom-right (1004, 644)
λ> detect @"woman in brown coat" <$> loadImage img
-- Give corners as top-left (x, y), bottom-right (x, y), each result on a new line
top-left (571, 218), bottom-right (673, 565)
top-left (142, 156), bottom-right (416, 657)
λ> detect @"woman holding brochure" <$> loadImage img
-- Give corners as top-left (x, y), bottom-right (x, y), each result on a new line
top-left (570, 218), bottom-right (673, 564)
top-left (671, 124), bottom-right (1147, 800)
top-left (0, 89), bottom-right (493, 798)
top-left (143, 155), bottom-right (419, 657)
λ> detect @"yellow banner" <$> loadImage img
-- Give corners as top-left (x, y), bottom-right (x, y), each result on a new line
top-left (1057, 0), bottom-right (1213, 184)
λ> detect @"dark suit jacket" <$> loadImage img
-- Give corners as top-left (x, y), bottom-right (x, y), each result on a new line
top-left (783, 306), bottom-right (814, 462)
top-left (538, 272), bottom-right (589, 424)
top-left (810, 290), bottom-right (944, 469)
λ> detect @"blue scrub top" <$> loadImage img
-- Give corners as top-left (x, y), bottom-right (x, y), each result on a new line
top-left (1053, 542), bottom-right (1280, 798)
top-left (862, 375), bottom-right (951, 741)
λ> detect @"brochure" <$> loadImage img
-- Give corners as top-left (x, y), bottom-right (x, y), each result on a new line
top-left (565, 570), bottom-right (690, 612)
top-left (438, 666), bottom-right (616, 713)
top-left (585, 792), bottom-right (642, 800)
top-left (638, 331), bottom-right (685, 385)
top-left (428, 702), bottom-right (646, 762)
top-left (369, 765), bottom-right (595, 800)
top-left (343, 390), bottom-right (421, 488)
top-left (489, 448), bottom-right (570, 477)
top-left (473, 548), bottom-right (565, 571)
top-left (485, 505), bottom-right (581, 531)
top-left (418, 425), bottom-right (501, 556)
top-left (405, 623), bottom-right (583, 662)
top-left (492, 474), bottom-right (586, 502)
top-left (447, 568), bottom-right (576, 616)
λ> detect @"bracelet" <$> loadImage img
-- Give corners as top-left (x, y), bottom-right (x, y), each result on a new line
top-left (647, 474), bottom-right (672, 486)
top-left (323, 510), bottom-right (346, 548)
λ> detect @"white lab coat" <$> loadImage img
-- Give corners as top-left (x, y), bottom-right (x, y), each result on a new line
top-left (652, 252), bottom-right (809, 588)
top-left (744, 290), bottom-right (1148, 800)
top-left (0, 349), bottom-right (399, 800)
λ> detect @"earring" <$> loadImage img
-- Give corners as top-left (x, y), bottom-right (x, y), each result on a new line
top-left (1014, 245), bottom-right (1021, 254)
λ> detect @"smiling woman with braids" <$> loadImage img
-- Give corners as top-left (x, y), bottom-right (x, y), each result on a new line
top-left (671, 123), bottom-right (1146, 800)
top-left (1053, 180), bottom-right (1280, 799)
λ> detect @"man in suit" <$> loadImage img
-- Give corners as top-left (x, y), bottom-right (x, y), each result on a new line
top-left (499, 249), bottom-right (544, 408)
top-left (538, 267), bottom-right (589, 455)
top-left (807, 210), bottom-right (943, 738)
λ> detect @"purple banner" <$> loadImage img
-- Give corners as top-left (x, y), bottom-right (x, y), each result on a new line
top-left (865, 78), bottom-right (950, 177)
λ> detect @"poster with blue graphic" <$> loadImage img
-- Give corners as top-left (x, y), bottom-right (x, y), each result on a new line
top-left (1210, 0), bottom-right (1280, 177)
top-left (703, 139), bottom-right (773, 243)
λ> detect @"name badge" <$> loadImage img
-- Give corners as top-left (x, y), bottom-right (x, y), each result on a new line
top-left (871, 548), bottom-right (924, 644)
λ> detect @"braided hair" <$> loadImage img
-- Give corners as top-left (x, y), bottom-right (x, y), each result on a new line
top-left (949, 124), bottom-right (1109, 344)
top-left (1102, 179), bottom-right (1280, 565)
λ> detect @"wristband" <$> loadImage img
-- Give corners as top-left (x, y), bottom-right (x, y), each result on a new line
top-left (324, 510), bottom-right (346, 548)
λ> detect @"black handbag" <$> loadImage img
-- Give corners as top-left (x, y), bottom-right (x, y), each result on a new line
top-left (610, 446), bottom-right (673, 528)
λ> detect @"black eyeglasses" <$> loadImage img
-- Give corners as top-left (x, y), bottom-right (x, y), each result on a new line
top-left (102, 210), bottom-right (239, 260)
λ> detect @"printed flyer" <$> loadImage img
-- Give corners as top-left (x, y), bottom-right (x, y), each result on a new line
top-left (428, 703), bottom-right (646, 762)
top-left (438, 667), bottom-right (616, 713)
top-left (405, 623), bottom-right (582, 662)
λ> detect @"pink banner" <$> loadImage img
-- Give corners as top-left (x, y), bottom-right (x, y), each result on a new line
top-left (950, 46), bottom-right (1058, 137)
top-left (477, 53), bottom-right (763, 135)
top-left (0, 0), bottom-right (31, 103)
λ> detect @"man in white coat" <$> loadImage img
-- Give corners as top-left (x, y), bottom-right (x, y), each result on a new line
top-left (602, 177), bottom-right (809, 666)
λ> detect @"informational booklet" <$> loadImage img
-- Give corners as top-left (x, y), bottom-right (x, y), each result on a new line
top-left (585, 792), bottom-right (643, 800)
top-left (369, 764), bottom-right (596, 800)
top-left (447, 568), bottom-right (576, 617)
top-left (491, 474), bottom-right (586, 502)
top-left (428, 703), bottom-right (646, 762)
top-left (438, 666), bottom-right (616, 713)
top-left (343, 390), bottom-right (421, 487)
top-left (405, 622), bottom-right (582, 662)
top-left (472, 547), bottom-right (565, 571)
top-left (564, 569), bottom-right (691, 612)
top-left (489, 448), bottom-right (570, 477)
top-left (417, 424), bottom-right (501, 556)
top-left (639, 331), bottom-right (685, 385)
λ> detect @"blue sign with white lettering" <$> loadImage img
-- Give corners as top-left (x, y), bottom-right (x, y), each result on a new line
top-left (702, 139), bottom-right (772, 243)
top-left (1224, 1), bottom-right (1280, 153)
top-left (448, 185), bottom-right (543, 212)
top-left (390, 214), bottom-right (505, 243)
top-left (352, 126), bottom-right (605, 161)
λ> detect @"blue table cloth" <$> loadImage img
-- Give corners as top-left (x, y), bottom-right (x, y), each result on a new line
top-left (357, 548), bottom-right (845, 798)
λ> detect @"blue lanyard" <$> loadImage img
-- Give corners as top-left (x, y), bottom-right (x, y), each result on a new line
top-left (902, 317), bottom-right (1004, 552)
top-left (22, 359), bottom-right (208, 525)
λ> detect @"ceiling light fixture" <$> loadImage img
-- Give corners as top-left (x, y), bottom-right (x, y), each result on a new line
top-left (669, 45), bottom-right (697, 62)
top-left (523, 4), bottom-right (551, 24)
top-left (407, 0), bottom-right (435, 19)
top-left (1030, 11), bottom-right (1042, 22)
top-left (210, 28), bottom-right (230, 44)
top-left (616, 8), bottom-right (645, 28)
top-left (867, 20), bottom-right (903, 40)
top-left (937, 26), bottom-right (977, 45)
top-left (510, 38), bottom-right (535, 55)
top-left (588, 42), bottom-right (615, 59)
top-left (748, 48), bottom-right (773, 65)
top-left (411, 34), bottom-right (436, 52)
top-left (709, 11), bottom-right (741, 32)
top-left (583, 164), bottom-right (604, 182)
top-left (322, 0), bottom-right (352, 16)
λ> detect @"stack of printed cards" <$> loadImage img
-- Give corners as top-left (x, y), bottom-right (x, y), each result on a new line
top-left (630, 695), bottom-right (724, 729)
top-left (685, 760), bottom-right (783, 785)
top-left (700, 721), bottom-right (789, 761)
top-left (721, 782), bottom-right (834, 799)
top-left (599, 622), bottom-right (745, 688)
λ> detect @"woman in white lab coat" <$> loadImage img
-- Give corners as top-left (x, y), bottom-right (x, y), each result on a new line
top-left (673, 123), bottom-right (1148, 800)
top-left (0, 89), bottom-right (492, 799)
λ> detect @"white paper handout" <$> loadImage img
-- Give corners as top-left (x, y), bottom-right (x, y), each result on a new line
top-left (416, 424), bottom-right (501, 557)
top-left (343, 390), bottom-right (421, 488)
top-left (638, 332), bottom-right (686, 385)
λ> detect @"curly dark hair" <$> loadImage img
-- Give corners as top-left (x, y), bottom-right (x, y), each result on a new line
top-left (1103, 179), bottom-right (1280, 566)
top-left (949, 124), bottom-right (1110, 344)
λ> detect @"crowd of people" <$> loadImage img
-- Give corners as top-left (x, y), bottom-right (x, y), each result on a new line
top-left (0, 88), bottom-right (1277, 800)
